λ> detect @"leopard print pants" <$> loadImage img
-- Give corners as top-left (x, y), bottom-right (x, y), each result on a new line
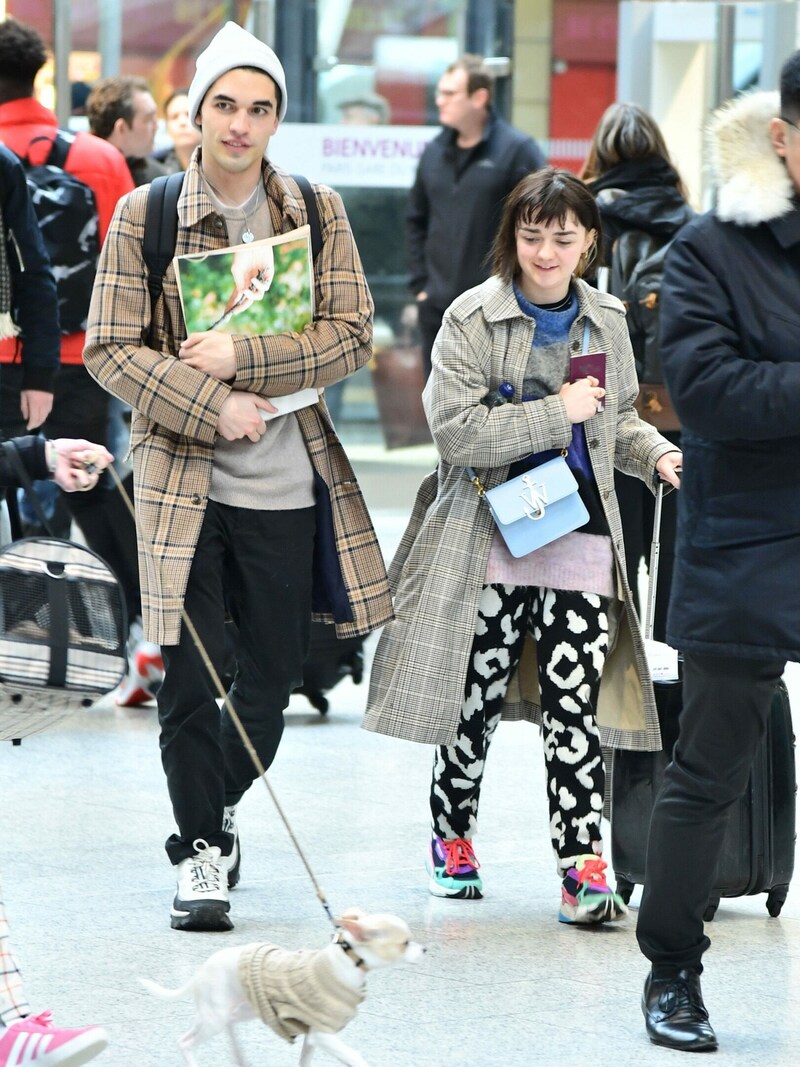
top-left (430, 584), bottom-right (610, 871)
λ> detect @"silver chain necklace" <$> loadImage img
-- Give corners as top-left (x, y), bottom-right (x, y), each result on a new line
top-left (203, 174), bottom-right (263, 243)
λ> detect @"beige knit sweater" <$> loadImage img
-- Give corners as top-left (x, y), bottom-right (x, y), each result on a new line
top-left (238, 942), bottom-right (365, 1042)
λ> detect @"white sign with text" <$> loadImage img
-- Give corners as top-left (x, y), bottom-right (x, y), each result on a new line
top-left (272, 124), bottom-right (439, 189)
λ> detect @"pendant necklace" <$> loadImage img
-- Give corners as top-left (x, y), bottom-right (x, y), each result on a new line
top-left (204, 175), bottom-right (263, 243)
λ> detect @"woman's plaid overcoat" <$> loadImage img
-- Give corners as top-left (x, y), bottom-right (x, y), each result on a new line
top-left (83, 155), bottom-right (392, 645)
top-left (364, 277), bottom-right (676, 751)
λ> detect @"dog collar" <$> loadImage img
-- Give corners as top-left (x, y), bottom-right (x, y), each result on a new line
top-left (334, 930), bottom-right (369, 971)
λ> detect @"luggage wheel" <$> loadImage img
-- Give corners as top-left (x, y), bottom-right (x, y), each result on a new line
top-left (767, 885), bottom-right (789, 917)
top-left (703, 896), bottom-right (720, 922)
top-left (615, 876), bottom-right (635, 905)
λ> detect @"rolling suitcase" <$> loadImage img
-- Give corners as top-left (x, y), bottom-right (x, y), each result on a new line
top-left (611, 483), bottom-right (796, 918)
top-left (295, 621), bottom-right (364, 715)
top-left (220, 618), bottom-right (364, 716)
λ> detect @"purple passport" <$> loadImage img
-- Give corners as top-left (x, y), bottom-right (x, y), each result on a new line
top-left (570, 351), bottom-right (607, 411)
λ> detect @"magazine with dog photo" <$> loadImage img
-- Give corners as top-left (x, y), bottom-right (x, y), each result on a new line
top-left (173, 225), bottom-right (317, 420)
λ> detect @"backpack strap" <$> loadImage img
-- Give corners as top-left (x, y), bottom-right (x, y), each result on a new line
top-left (44, 131), bottom-right (75, 169)
top-left (291, 173), bottom-right (323, 262)
top-left (143, 171), bottom-right (185, 316)
top-left (23, 131), bottom-right (73, 168)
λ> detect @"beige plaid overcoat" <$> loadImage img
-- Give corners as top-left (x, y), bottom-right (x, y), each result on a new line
top-left (364, 277), bottom-right (676, 751)
top-left (83, 155), bottom-right (392, 645)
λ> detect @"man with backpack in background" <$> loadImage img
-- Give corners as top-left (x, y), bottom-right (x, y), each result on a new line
top-left (0, 17), bottom-right (163, 707)
top-left (83, 21), bottom-right (392, 933)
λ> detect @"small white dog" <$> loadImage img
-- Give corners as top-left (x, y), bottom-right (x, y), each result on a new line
top-left (142, 909), bottom-right (424, 1066)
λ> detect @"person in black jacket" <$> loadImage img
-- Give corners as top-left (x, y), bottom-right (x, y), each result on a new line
top-left (0, 432), bottom-right (111, 1066)
top-left (0, 143), bottom-right (59, 432)
top-left (407, 55), bottom-right (546, 376)
top-left (0, 142), bottom-right (63, 541)
top-left (582, 103), bottom-right (694, 640)
top-left (635, 58), bottom-right (800, 1053)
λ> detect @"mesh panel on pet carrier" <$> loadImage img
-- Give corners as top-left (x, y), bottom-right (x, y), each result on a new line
top-left (0, 537), bottom-right (127, 741)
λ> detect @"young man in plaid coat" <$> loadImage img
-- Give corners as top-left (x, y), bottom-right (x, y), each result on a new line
top-left (83, 22), bottom-right (392, 932)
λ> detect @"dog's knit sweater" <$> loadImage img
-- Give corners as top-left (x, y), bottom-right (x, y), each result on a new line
top-left (238, 942), bottom-right (365, 1042)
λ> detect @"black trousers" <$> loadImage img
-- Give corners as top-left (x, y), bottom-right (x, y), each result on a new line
top-left (417, 299), bottom-right (445, 380)
top-left (157, 500), bottom-right (316, 864)
top-left (636, 652), bottom-right (785, 973)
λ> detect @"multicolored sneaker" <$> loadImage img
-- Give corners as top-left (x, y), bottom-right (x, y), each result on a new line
top-left (559, 854), bottom-right (627, 924)
top-left (0, 1009), bottom-right (108, 1065)
top-left (115, 638), bottom-right (164, 707)
top-left (426, 835), bottom-right (483, 899)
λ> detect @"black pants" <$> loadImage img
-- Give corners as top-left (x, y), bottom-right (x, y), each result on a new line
top-left (157, 500), bottom-right (316, 864)
top-left (636, 652), bottom-right (785, 973)
top-left (417, 300), bottom-right (445, 380)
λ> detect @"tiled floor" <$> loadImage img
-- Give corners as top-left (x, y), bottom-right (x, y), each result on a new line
top-left (2, 445), bottom-right (799, 1065)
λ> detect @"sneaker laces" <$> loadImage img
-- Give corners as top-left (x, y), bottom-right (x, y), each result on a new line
top-left (441, 838), bottom-right (480, 875)
top-left (188, 838), bottom-right (224, 893)
top-left (12, 1010), bottom-right (54, 1030)
top-left (576, 857), bottom-right (609, 888)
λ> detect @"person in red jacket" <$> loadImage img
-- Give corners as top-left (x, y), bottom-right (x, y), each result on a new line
top-left (0, 17), bottom-right (162, 706)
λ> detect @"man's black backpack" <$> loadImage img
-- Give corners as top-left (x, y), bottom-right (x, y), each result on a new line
top-left (14, 132), bottom-right (99, 335)
top-left (608, 228), bottom-right (672, 384)
top-left (142, 171), bottom-right (323, 318)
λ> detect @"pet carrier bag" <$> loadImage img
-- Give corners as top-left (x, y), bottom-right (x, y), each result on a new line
top-left (0, 443), bottom-right (127, 742)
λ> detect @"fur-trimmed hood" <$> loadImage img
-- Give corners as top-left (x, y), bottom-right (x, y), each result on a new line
top-left (707, 90), bottom-right (794, 225)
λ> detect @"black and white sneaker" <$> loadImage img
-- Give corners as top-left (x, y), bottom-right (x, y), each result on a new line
top-left (171, 838), bottom-right (232, 931)
top-left (222, 804), bottom-right (241, 889)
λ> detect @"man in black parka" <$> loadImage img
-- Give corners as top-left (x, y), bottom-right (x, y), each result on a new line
top-left (636, 56), bottom-right (800, 1052)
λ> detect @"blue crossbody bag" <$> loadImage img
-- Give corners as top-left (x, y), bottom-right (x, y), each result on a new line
top-left (466, 322), bottom-right (592, 558)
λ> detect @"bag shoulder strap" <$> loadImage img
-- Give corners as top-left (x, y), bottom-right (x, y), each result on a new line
top-left (143, 171), bottom-right (185, 317)
top-left (291, 173), bottom-right (323, 262)
top-left (45, 131), bottom-right (74, 169)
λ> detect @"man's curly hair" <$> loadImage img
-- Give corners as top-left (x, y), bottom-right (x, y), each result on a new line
top-left (0, 19), bottom-right (48, 98)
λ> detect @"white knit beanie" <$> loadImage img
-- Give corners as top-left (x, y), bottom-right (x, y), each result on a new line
top-left (188, 21), bottom-right (288, 127)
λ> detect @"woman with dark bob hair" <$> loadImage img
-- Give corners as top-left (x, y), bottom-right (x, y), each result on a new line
top-left (365, 167), bottom-right (681, 922)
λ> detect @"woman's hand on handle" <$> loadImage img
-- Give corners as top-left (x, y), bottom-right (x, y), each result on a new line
top-left (656, 450), bottom-right (683, 489)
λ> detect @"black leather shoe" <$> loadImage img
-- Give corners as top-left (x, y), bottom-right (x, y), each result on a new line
top-left (643, 969), bottom-right (718, 1052)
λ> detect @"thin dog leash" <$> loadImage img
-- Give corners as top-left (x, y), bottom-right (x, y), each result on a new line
top-left (106, 462), bottom-right (339, 932)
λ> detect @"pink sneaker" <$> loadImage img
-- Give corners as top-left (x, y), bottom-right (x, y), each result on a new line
top-left (0, 1010), bottom-right (107, 1065)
